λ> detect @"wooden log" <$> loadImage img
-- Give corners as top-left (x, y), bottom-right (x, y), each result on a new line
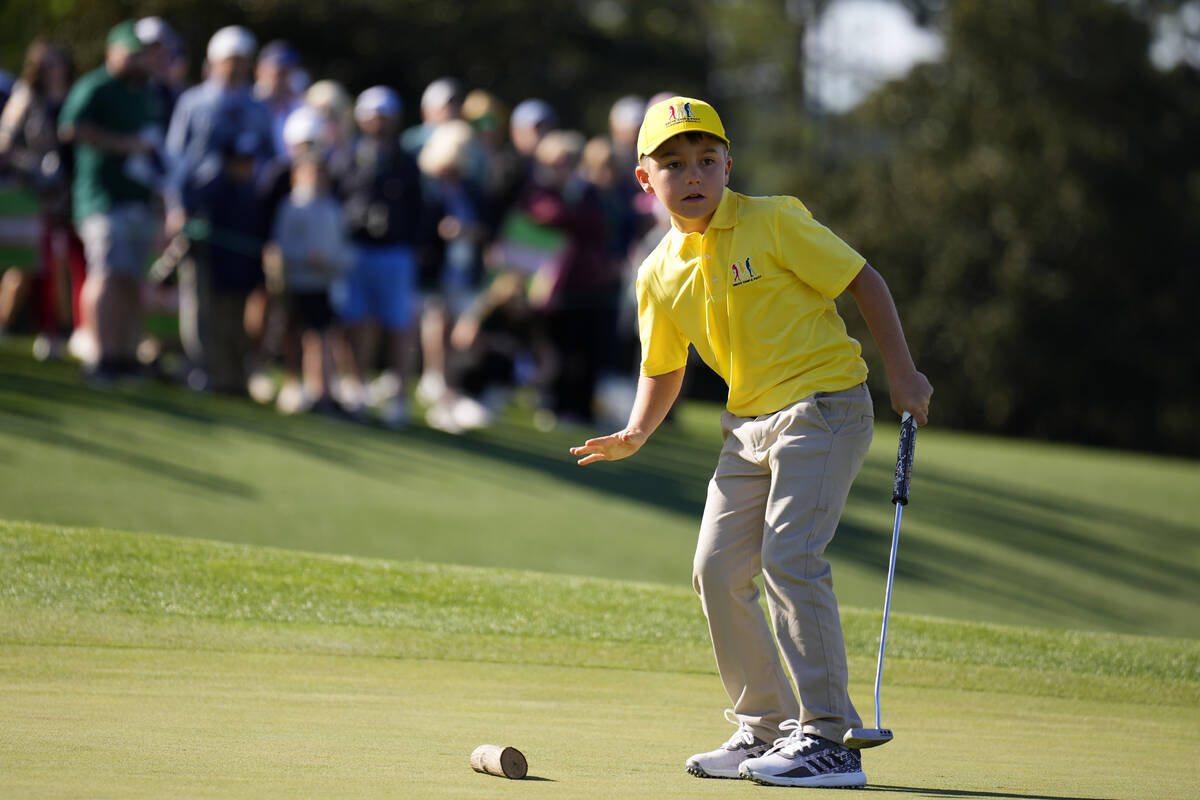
top-left (470, 744), bottom-right (528, 779)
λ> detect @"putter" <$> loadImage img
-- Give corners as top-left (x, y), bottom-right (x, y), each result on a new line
top-left (843, 411), bottom-right (917, 749)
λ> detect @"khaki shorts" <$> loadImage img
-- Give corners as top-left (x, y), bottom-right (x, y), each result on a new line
top-left (79, 203), bottom-right (157, 279)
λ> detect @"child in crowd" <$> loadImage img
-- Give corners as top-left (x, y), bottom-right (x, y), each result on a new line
top-left (264, 155), bottom-right (349, 414)
top-left (570, 97), bottom-right (933, 789)
top-left (335, 85), bottom-right (424, 427)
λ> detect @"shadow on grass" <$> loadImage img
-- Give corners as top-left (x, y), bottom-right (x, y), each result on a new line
top-left (868, 787), bottom-right (1117, 800)
top-left (2, 340), bottom-right (1197, 636)
top-left (0, 375), bottom-right (255, 498)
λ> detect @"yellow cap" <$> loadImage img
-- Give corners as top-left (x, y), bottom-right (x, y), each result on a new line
top-left (636, 96), bottom-right (729, 159)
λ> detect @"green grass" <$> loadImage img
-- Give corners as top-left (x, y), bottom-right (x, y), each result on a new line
top-left (2, 336), bottom-right (1199, 796)
top-left (1, 337), bottom-right (1198, 638)
top-left (2, 521), bottom-right (1198, 799)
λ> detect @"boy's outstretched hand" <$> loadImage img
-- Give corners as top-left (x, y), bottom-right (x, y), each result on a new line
top-left (570, 430), bottom-right (648, 466)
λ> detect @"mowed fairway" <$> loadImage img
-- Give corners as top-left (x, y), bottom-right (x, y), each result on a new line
top-left (2, 339), bottom-right (1198, 637)
top-left (2, 522), bottom-right (1197, 799)
top-left (2, 338), bottom-right (1199, 798)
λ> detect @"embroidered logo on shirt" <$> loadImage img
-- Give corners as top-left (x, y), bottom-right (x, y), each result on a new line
top-left (731, 257), bottom-right (761, 286)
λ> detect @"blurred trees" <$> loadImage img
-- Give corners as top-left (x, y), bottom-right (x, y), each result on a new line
top-left (2, 0), bottom-right (1196, 453)
top-left (796, 0), bottom-right (1200, 454)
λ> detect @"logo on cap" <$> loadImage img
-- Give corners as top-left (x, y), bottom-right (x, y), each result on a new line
top-left (666, 101), bottom-right (696, 126)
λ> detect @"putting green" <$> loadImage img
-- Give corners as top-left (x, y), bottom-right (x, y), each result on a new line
top-left (1, 523), bottom-right (1196, 799)
top-left (2, 642), bottom-right (1196, 799)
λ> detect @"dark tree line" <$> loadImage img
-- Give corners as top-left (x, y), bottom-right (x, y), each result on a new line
top-left (800, 0), bottom-right (1200, 455)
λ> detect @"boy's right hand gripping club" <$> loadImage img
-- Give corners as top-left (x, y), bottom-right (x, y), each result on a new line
top-left (844, 412), bottom-right (917, 749)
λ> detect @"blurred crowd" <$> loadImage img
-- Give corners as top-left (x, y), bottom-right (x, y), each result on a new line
top-left (0, 18), bottom-right (676, 432)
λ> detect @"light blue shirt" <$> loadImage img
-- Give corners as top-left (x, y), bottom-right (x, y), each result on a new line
top-left (164, 80), bottom-right (276, 213)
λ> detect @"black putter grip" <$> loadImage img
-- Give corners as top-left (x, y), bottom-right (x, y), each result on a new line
top-left (892, 413), bottom-right (917, 506)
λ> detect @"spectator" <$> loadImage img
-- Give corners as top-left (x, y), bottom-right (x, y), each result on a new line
top-left (180, 130), bottom-right (268, 393)
top-left (581, 135), bottom-right (642, 424)
top-left (260, 104), bottom-right (325, 224)
top-left (496, 97), bottom-right (557, 223)
top-left (0, 39), bottom-right (82, 362)
top-left (607, 94), bottom-right (645, 177)
top-left (254, 40), bottom-right (302, 155)
top-left (135, 17), bottom-right (183, 121)
top-left (250, 104), bottom-right (326, 405)
top-left (265, 155), bottom-right (350, 414)
top-left (525, 130), bottom-right (615, 425)
top-left (334, 86), bottom-right (424, 427)
top-left (165, 25), bottom-right (275, 391)
top-left (165, 25), bottom-right (274, 235)
top-left (416, 119), bottom-right (488, 421)
top-left (304, 79), bottom-right (354, 182)
top-left (58, 20), bottom-right (164, 381)
top-left (462, 88), bottom-right (517, 206)
top-left (509, 98), bottom-right (557, 161)
top-left (445, 126), bottom-right (590, 432)
top-left (401, 76), bottom-right (464, 155)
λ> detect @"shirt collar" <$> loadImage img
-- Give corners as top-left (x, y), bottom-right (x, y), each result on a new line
top-left (667, 188), bottom-right (738, 256)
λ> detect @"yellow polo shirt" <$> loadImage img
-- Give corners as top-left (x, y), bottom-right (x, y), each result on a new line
top-left (636, 188), bottom-right (868, 416)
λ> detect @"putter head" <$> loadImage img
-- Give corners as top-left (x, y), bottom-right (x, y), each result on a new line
top-left (843, 727), bottom-right (893, 749)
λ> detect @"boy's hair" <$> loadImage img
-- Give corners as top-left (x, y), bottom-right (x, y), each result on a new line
top-left (639, 131), bottom-right (728, 164)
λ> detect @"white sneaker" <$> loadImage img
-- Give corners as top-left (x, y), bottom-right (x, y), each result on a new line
top-left (685, 709), bottom-right (772, 779)
top-left (425, 400), bottom-right (464, 434)
top-left (247, 371), bottom-right (277, 405)
top-left (451, 395), bottom-right (493, 430)
top-left (68, 328), bottom-right (98, 367)
top-left (276, 381), bottom-right (312, 415)
top-left (738, 719), bottom-right (866, 788)
top-left (368, 370), bottom-right (401, 407)
top-left (415, 371), bottom-right (446, 406)
top-left (32, 334), bottom-right (63, 362)
top-left (332, 376), bottom-right (367, 416)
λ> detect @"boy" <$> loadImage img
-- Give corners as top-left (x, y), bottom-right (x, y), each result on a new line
top-left (570, 97), bottom-right (932, 789)
top-left (337, 85), bottom-right (424, 427)
top-left (264, 155), bottom-right (350, 414)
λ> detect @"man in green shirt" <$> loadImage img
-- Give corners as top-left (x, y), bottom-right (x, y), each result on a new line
top-left (58, 20), bottom-right (162, 380)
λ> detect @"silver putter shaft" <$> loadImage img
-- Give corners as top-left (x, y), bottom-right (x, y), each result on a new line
top-left (844, 412), bottom-right (916, 749)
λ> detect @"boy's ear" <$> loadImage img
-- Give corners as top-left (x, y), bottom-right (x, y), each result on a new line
top-left (634, 163), bottom-right (655, 195)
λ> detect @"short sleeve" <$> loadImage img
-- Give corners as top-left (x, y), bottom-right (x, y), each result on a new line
top-left (773, 199), bottom-right (865, 299)
top-left (57, 76), bottom-right (98, 132)
top-left (636, 271), bottom-right (689, 377)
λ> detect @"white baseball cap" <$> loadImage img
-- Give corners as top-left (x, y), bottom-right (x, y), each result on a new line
top-left (355, 86), bottom-right (401, 121)
top-left (420, 77), bottom-right (462, 113)
top-left (135, 16), bottom-right (176, 47)
top-left (510, 98), bottom-right (556, 132)
top-left (207, 25), bottom-right (256, 62)
top-left (282, 105), bottom-right (323, 147)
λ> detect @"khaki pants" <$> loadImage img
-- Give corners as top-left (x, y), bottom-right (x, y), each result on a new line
top-left (693, 383), bottom-right (874, 745)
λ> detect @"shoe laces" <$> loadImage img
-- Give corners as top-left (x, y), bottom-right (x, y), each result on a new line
top-left (720, 709), bottom-right (757, 749)
top-left (767, 719), bottom-right (817, 757)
